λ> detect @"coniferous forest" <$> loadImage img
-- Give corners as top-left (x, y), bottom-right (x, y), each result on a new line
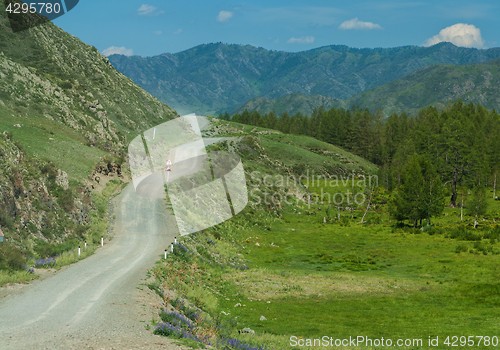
top-left (224, 100), bottom-right (500, 209)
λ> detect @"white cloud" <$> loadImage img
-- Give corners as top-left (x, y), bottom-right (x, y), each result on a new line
top-left (423, 23), bottom-right (485, 48)
top-left (339, 18), bottom-right (383, 30)
top-left (153, 30), bottom-right (163, 35)
top-left (173, 29), bottom-right (183, 35)
top-left (287, 36), bottom-right (315, 44)
top-left (102, 46), bottom-right (134, 57)
top-left (217, 11), bottom-right (233, 22)
top-left (137, 4), bottom-right (164, 16)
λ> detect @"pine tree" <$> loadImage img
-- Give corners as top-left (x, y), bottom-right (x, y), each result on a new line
top-left (466, 186), bottom-right (488, 228)
top-left (390, 154), bottom-right (445, 227)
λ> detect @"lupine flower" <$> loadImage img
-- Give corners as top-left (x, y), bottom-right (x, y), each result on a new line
top-left (174, 242), bottom-right (189, 253)
top-left (218, 337), bottom-right (270, 350)
top-left (23, 265), bottom-right (35, 274)
top-left (34, 257), bottom-right (56, 267)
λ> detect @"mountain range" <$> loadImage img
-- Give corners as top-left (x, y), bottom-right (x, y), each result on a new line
top-left (108, 42), bottom-right (500, 116)
top-left (235, 58), bottom-right (500, 116)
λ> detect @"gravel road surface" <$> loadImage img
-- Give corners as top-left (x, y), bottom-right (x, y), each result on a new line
top-left (0, 182), bottom-right (182, 349)
top-left (0, 116), bottom-right (215, 350)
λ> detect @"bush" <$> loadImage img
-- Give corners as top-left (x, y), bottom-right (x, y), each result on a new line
top-left (484, 225), bottom-right (500, 241)
top-left (0, 243), bottom-right (27, 271)
top-left (56, 188), bottom-right (74, 212)
top-left (0, 209), bottom-right (15, 230)
top-left (33, 239), bottom-right (78, 258)
top-left (448, 226), bottom-right (482, 241)
top-left (455, 243), bottom-right (468, 253)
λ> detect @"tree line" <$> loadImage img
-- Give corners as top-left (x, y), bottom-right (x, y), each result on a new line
top-left (220, 100), bottom-right (500, 225)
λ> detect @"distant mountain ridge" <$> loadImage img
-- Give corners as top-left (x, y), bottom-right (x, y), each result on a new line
top-left (108, 42), bottom-right (500, 115)
top-left (235, 57), bottom-right (500, 117)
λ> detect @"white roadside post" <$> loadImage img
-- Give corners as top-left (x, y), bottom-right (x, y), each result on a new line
top-left (84, 241), bottom-right (87, 250)
top-left (153, 127), bottom-right (157, 140)
top-left (164, 249), bottom-right (167, 259)
top-left (101, 236), bottom-right (103, 247)
top-left (165, 163), bottom-right (172, 183)
top-left (171, 242), bottom-right (174, 253)
top-left (78, 246), bottom-right (81, 257)
top-left (174, 236), bottom-right (177, 244)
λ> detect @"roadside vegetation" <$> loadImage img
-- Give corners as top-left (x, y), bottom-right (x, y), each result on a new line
top-left (147, 109), bottom-right (500, 350)
top-left (0, 124), bottom-right (126, 286)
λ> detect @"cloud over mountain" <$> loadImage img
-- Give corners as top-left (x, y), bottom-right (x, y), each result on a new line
top-left (424, 23), bottom-right (485, 48)
top-left (102, 46), bottom-right (133, 57)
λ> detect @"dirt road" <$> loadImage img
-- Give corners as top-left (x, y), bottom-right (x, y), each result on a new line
top-left (0, 184), bottom-right (181, 350)
top-left (0, 116), bottom-right (217, 349)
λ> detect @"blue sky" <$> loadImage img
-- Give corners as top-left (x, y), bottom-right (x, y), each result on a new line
top-left (52, 0), bottom-right (499, 57)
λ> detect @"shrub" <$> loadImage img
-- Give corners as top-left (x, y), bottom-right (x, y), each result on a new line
top-left (34, 239), bottom-right (78, 258)
top-left (0, 243), bottom-right (27, 271)
top-left (56, 188), bottom-right (74, 212)
top-left (0, 209), bottom-right (15, 230)
top-left (448, 226), bottom-right (482, 241)
top-left (455, 243), bottom-right (468, 253)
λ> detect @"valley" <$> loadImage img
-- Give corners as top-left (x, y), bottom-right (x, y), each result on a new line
top-left (1, 2), bottom-right (500, 350)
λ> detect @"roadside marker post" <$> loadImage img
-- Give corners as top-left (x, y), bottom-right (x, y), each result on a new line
top-left (153, 128), bottom-right (157, 140)
top-left (101, 236), bottom-right (103, 247)
top-left (174, 236), bottom-right (177, 244)
top-left (78, 246), bottom-right (81, 257)
top-left (171, 242), bottom-right (174, 253)
top-left (164, 249), bottom-right (167, 259)
top-left (165, 166), bottom-right (172, 183)
top-left (84, 241), bottom-right (87, 250)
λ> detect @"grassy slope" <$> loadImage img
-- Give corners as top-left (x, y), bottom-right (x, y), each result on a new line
top-left (0, 6), bottom-right (177, 284)
top-left (0, 105), bottom-right (106, 182)
top-left (145, 119), bottom-right (500, 349)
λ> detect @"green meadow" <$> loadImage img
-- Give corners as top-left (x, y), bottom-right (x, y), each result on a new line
top-left (152, 178), bottom-right (500, 349)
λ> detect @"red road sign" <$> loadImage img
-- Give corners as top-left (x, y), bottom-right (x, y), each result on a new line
top-left (166, 159), bottom-right (172, 165)
top-left (165, 166), bottom-right (172, 172)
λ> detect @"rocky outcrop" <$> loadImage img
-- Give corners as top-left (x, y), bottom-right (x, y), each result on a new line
top-left (88, 163), bottom-right (122, 184)
top-left (0, 135), bottom-right (93, 244)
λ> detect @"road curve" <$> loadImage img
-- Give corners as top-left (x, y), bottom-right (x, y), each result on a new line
top-left (135, 137), bottom-right (234, 199)
top-left (0, 183), bottom-right (179, 349)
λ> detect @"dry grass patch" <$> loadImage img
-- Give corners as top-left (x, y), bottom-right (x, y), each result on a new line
top-left (228, 268), bottom-right (430, 300)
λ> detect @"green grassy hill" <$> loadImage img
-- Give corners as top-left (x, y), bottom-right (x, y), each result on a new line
top-left (0, 2), bottom-right (177, 151)
top-left (0, 5), bottom-right (178, 283)
top-left (147, 118), bottom-right (500, 350)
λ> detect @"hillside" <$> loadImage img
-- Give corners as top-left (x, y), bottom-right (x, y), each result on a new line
top-left (147, 115), bottom-right (500, 349)
top-left (345, 57), bottom-right (500, 116)
top-left (0, 4), bottom-right (178, 278)
top-left (232, 93), bottom-right (345, 116)
top-left (108, 42), bottom-right (500, 115)
top-left (233, 57), bottom-right (500, 117)
top-left (0, 2), bottom-right (178, 153)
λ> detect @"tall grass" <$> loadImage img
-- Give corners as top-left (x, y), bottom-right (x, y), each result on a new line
top-left (0, 270), bottom-right (36, 287)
